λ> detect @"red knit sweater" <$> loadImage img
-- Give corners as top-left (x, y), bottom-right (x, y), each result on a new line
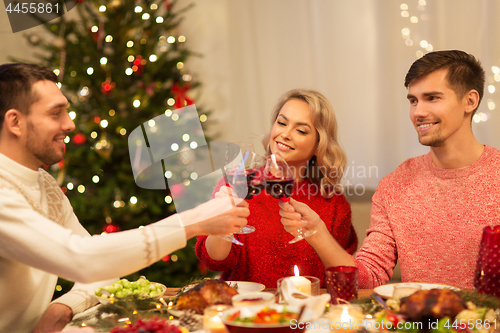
top-left (355, 145), bottom-right (500, 289)
top-left (195, 179), bottom-right (358, 288)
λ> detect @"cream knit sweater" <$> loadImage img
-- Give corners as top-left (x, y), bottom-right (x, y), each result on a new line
top-left (0, 153), bottom-right (188, 332)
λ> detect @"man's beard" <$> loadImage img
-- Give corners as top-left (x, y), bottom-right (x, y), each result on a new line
top-left (418, 127), bottom-right (444, 147)
top-left (26, 120), bottom-right (64, 166)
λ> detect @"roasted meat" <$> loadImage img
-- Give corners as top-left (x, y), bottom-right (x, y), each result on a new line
top-left (176, 290), bottom-right (208, 314)
top-left (199, 280), bottom-right (238, 305)
top-left (400, 288), bottom-right (466, 321)
top-left (176, 279), bottom-right (238, 314)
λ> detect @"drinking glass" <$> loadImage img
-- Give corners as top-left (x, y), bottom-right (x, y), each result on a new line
top-left (217, 142), bottom-right (262, 245)
top-left (473, 225), bottom-right (500, 297)
top-left (263, 153), bottom-right (316, 243)
top-left (325, 266), bottom-right (358, 304)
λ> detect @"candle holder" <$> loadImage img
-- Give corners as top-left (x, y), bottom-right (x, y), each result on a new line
top-left (474, 225), bottom-right (500, 298)
top-left (325, 266), bottom-right (358, 305)
top-left (277, 276), bottom-right (320, 303)
top-left (203, 304), bottom-right (231, 333)
top-left (328, 304), bottom-right (364, 333)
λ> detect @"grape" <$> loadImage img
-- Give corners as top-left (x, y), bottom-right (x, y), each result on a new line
top-left (95, 277), bottom-right (164, 299)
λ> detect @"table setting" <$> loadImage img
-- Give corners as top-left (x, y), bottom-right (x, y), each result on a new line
top-left (63, 263), bottom-right (500, 333)
top-left (64, 149), bottom-right (500, 333)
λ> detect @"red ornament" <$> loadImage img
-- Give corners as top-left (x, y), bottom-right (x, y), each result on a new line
top-left (133, 55), bottom-right (144, 75)
top-left (73, 133), bottom-right (86, 145)
top-left (103, 221), bottom-right (121, 233)
top-left (171, 83), bottom-right (194, 109)
top-left (162, 255), bottom-right (170, 262)
top-left (170, 184), bottom-right (185, 198)
top-left (93, 115), bottom-right (101, 123)
top-left (101, 80), bottom-right (116, 94)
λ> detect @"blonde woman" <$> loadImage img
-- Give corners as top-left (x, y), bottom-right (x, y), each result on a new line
top-left (195, 89), bottom-right (357, 288)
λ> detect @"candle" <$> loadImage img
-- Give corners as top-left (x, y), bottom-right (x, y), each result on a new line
top-left (203, 305), bottom-right (230, 333)
top-left (328, 305), bottom-right (364, 333)
top-left (288, 265), bottom-right (312, 294)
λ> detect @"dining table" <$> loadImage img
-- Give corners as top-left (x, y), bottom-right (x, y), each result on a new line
top-left (63, 288), bottom-right (375, 332)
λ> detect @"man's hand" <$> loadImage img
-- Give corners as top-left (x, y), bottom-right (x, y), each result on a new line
top-left (183, 198), bottom-right (249, 239)
top-left (33, 303), bottom-right (73, 333)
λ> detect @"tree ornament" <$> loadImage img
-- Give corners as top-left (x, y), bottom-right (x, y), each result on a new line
top-left (133, 55), bottom-right (144, 75)
top-left (171, 83), bottom-right (194, 108)
top-left (73, 133), bottom-right (87, 145)
top-left (101, 80), bottom-right (116, 94)
top-left (108, 0), bottom-right (122, 9)
top-left (95, 133), bottom-right (113, 159)
top-left (102, 221), bottom-right (121, 233)
top-left (138, 81), bottom-right (156, 96)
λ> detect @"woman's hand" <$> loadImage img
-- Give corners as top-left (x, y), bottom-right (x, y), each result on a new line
top-left (278, 198), bottom-right (323, 234)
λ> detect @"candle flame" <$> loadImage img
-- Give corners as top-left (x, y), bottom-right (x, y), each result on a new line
top-left (340, 307), bottom-right (351, 322)
top-left (294, 265), bottom-right (300, 276)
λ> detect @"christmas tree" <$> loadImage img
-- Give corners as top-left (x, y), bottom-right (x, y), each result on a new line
top-left (17, 0), bottom-right (214, 296)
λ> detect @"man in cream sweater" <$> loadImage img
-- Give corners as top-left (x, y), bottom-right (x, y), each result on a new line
top-left (0, 63), bottom-right (249, 333)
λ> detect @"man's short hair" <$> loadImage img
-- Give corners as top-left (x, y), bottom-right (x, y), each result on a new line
top-left (0, 63), bottom-right (58, 131)
top-left (404, 50), bottom-right (485, 115)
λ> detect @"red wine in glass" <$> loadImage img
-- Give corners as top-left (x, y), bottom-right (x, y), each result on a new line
top-left (264, 153), bottom-right (317, 243)
top-left (225, 168), bottom-right (263, 200)
top-left (264, 178), bottom-right (294, 199)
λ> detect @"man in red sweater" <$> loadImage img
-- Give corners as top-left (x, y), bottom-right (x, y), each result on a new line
top-left (280, 50), bottom-right (500, 289)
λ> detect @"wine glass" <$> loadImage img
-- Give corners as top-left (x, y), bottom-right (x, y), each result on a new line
top-left (224, 142), bottom-right (263, 234)
top-left (264, 153), bottom-right (317, 244)
top-left (217, 142), bottom-right (259, 245)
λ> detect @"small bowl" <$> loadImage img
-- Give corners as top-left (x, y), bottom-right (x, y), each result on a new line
top-left (232, 292), bottom-right (275, 307)
top-left (222, 303), bottom-right (315, 333)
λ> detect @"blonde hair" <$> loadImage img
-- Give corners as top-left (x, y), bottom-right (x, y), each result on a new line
top-left (262, 89), bottom-right (346, 198)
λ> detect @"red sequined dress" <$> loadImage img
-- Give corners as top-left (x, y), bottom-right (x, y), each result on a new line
top-left (195, 179), bottom-right (358, 288)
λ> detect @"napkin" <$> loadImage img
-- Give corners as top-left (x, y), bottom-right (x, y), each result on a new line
top-left (281, 278), bottom-right (331, 319)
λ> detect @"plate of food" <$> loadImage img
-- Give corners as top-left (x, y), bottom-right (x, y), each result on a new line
top-left (374, 282), bottom-right (460, 299)
top-left (226, 281), bottom-right (266, 293)
top-left (168, 279), bottom-right (240, 318)
top-left (222, 303), bottom-right (316, 333)
top-left (370, 289), bottom-right (499, 333)
top-left (95, 277), bottom-right (166, 304)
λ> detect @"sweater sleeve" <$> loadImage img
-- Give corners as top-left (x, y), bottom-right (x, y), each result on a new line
top-left (194, 176), bottom-right (242, 272)
top-left (0, 187), bottom-right (187, 284)
top-left (50, 199), bottom-right (118, 315)
top-left (326, 194), bottom-right (358, 254)
top-left (194, 235), bottom-right (243, 272)
top-left (353, 179), bottom-right (398, 289)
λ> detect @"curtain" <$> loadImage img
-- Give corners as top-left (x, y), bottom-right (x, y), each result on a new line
top-left (182, 0), bottom-right (500, 189)
top-left (2, 0), bottom-right (499, 189)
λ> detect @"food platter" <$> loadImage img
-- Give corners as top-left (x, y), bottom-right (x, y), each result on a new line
top-left (373, 282), bottom-right (459, 299)
top-left (97, 282), bottom-right (167, 305)
top-left (168, 281), bottom-right (266, 319)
